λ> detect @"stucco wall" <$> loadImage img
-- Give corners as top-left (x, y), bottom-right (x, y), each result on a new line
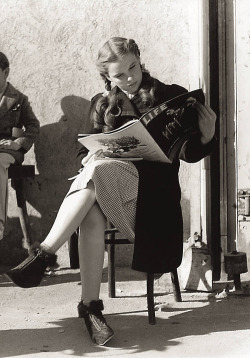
top-left (0, 0), bottom-right (201, 265)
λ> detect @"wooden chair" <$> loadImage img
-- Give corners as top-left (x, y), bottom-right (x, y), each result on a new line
top-left (8, 164), bottom-right (35, 249)
top-left (69, 224), bottom-right (182, 325)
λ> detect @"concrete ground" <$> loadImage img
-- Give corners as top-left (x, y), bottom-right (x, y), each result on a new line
top-left (1, 250), bottom-right (250, 358)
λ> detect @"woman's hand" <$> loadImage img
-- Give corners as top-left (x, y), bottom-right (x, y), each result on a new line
top-left (81, 149), bottom-right (104, 166)
top-left (0, 139), bottom-right (21, 151)
top-left (194, 102), bottom-right (217, 145)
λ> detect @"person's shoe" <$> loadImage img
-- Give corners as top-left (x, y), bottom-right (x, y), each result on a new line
top-left (4, 247), bottom-right (57, 288)
top-left (78, 300), bottom-right (114, 346)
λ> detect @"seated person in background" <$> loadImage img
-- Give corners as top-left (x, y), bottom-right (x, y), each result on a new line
top-left (0, 52), bottom-right (40, 240)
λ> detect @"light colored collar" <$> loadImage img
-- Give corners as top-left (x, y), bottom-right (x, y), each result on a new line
top-left (121, 89), bottom-right (137, 100)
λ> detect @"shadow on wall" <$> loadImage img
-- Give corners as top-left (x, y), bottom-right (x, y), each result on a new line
top-left (34, 95), bottom-right (91, 178)
top-left (0, 216), bottom-right (40, 266)
top-left (5, 95), bottom-right (91, 249)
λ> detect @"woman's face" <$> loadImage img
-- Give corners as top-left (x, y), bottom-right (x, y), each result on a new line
top-left (106, 52), bottom-right (142, 94)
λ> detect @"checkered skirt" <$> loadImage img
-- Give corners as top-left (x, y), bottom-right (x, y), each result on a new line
top-left (67, 158), bottom-right (139, 242)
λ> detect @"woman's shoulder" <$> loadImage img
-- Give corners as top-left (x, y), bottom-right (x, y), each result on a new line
top-left (89, 92), bottom-right (109, 111)
top-left (154, 79), bottom-right (188, 102)
top-left (90, 92), bottom-right (104, 103)
top-left (90, 86), bottom-right (119, 102)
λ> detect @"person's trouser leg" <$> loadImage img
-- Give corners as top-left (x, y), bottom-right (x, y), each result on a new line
top-left (0, 153), bottom-right (15, 240)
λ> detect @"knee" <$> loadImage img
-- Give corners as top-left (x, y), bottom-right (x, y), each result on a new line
top-left (0, 154), bottom-right (14, 171)
top-left (0, 160), bottom-right (8, 175)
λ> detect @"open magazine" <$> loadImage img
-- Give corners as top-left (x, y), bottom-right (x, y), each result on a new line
top-left (78, 89), bottom-right (205, 163)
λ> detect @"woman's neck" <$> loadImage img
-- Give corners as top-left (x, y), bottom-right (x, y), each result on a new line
top-left (120, 88), bottom-right (137, 99)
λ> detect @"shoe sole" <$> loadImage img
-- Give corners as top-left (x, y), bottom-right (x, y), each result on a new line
top-left (96, 332), bottom-right (114, 346)
top-left (4, 272), bottom-right (42, 288)
top-left (4, 273), bottom-right (18, 285)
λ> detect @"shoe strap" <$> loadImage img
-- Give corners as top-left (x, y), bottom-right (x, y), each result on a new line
top-left (80, 300), bottom-right (104, 315)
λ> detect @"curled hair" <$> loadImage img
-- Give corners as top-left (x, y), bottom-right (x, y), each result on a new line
top-left (93, 94), bottom-right (124, 132)
top-left (93, 37), bottom-right (157, 132)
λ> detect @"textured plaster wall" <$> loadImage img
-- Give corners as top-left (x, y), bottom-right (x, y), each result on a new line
top-left (0, 0), bottom-right (201, 264)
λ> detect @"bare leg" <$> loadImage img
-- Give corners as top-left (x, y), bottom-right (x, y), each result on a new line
top-left (42, 181), bottom-right (96, 253)
top-left (78, 202), bottom-right (106, 304)
top-left (77, 204), bottom-right (114, 346)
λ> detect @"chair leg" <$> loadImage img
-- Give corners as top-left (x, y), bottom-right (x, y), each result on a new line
top-left (69, 231), bottom-right (80, 269)
top-left (107, 242), bottom-right (116, 298)
top-left (12, 178), bottom-right (33, 249)
top-left (170, 269), bottom-right (182, 302)
top-left (147, 273), bottom-right (156, 325)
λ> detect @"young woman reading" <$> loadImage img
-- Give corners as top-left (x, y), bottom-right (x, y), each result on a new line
top-left (5, 37), bottom-right (216, 346)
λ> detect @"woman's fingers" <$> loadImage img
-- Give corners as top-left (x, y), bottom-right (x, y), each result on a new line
top-left (195, 102), bottom-right (216, 121)
top-left (193, 102), bottom-right (216, 144)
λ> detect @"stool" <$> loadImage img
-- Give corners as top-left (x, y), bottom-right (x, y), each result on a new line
top-left (69, 226), bottom-right (182, 325)
top-left (224, 251), bottom-right (248, 290)
top-left (8, 164), bottom-right (35, 249)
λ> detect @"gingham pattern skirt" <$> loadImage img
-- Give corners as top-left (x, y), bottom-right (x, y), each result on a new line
top-left (67, 158), bottom-right (139, 242)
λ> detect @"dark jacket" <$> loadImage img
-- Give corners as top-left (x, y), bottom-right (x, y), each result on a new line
top-left (0, 82), bottom-right (40, 163)
top-left (80, 80), bottom-right (215, 273)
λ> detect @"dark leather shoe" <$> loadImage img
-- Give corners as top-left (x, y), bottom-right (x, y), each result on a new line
top-left (78, 300), bottom-right (114, 345)
top-left (5, 248), bottom-right (57, 288)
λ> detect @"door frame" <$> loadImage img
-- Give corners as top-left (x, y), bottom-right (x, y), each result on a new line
top-left (210, 0), bottom-right (237, 279)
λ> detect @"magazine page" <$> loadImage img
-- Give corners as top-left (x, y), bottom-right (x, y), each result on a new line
top-left (139, 88), bottom-right (205, 128)
top-left (78, 119), bottom-right (138, 138)
top-left (139, 88), bottom-right (205, 162)
top-left (78, 120), bottom-right (171, 163)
